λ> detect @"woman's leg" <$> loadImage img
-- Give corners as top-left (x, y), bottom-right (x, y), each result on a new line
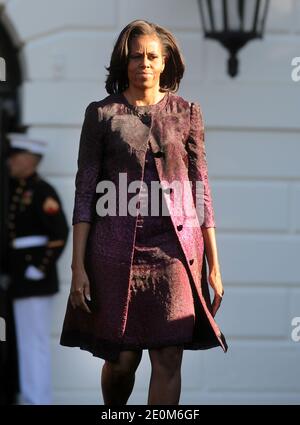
top-left (147, 345), bottom-right (183, 405)
top-left (101, 350), bottom-right (143, 405)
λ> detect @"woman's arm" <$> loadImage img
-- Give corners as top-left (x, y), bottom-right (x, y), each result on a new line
top-left (186, 102), bottom-right (224, 316)
top-left (202, 227), bottom-right (224, 304)
top-left (202, 227), bottom-right (220, 273)
top-left (69, 102), bottom-right (106, 312)
top-left (71, 222), bottom-right (90, 271)
top-left (72, 102), bottom-right (105, 225)
top-left (70, 222), bottom-right (91, 313)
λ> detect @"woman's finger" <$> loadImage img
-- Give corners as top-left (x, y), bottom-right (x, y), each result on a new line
top-left (70, 281), bottom-right (92, 313)
top-left (84, 284), bottom-right (91, 301)
top-left (79, 295), bottom-right (92, 313)
top-left (70, 295), bottom-right (75, 309)
top-left (70, 288), bottom-right (83, 309)
top-left (76, 290), bottom-right (91, 313)
top-left (211, 294), bottom-right (222, 317)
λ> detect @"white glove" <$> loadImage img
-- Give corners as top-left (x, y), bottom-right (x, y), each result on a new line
top-left (24, 265), bottom-right (46, 280)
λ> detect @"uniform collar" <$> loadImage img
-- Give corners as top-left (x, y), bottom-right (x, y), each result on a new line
top-left (16, 171), bottom-right (39, 186)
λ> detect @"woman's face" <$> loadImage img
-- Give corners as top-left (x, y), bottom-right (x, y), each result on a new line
top-left (127, 34), bottom-right (165, 92)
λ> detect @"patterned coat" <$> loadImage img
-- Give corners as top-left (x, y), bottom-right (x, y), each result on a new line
top-left (60, 91), bottom-right (228, 361)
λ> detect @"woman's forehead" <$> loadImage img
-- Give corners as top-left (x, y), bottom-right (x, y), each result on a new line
top-left (130, 34), bottom-right (162, 51)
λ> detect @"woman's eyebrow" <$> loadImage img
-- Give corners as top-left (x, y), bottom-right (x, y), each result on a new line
top-left (131, 50), bottom-right (158, 54)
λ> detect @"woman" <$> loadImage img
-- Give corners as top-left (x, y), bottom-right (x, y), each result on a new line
top-left (60, 19), bottom-right (228, 405)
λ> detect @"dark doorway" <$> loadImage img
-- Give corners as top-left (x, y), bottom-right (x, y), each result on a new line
top-left (0, 15), bottom-right (22, 405)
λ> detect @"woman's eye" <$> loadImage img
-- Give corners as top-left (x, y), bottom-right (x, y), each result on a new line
top-left (130, 55), bottom-right (158, 60)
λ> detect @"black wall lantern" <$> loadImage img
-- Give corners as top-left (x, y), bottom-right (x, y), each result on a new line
top-left (197, 0), bottom-right (270, 77)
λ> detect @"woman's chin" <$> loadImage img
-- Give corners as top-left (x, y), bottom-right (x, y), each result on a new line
top-left (133, 80), bottom-right (156, 90)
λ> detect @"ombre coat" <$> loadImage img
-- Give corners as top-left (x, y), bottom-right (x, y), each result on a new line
top-left (60, 91), bottom-right (228, 361)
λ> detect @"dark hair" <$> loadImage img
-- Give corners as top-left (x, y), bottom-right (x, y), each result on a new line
top-left (105, 19), bottom-right (185, 94)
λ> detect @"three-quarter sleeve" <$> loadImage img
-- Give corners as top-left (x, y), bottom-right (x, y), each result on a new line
top-left (186, 101), bottom-right (216, 229)
top-left (72, 102), bottom-right (106, 225)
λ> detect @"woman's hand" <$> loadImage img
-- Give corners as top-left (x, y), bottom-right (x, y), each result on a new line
top-left (70, 266), bottom-right (92, 313)
top-left (208, 268), bottom-right (224, 317)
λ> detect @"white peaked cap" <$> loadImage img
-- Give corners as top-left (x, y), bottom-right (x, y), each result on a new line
top-left (8, 133), bottom-right (48, 156)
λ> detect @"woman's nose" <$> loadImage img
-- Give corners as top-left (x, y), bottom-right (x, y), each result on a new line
top-left (140, 55), bottom-right (150, 67)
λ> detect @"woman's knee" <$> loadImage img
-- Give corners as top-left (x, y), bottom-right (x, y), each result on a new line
top-left (149, 346), bottom-right (183, 375)
top-left (104, 350), bottom-right (143, 377)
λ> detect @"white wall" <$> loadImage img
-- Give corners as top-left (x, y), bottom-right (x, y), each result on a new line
top-left (1, 0), bottom-right (300, 404)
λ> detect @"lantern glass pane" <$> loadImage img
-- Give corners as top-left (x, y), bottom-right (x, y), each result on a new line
top-left (212, 0), bottom-right (223, 32)
top-left (256, 0), bottom-right (268, 34)
top-left (199, 0), bottom-right (211, 32)
top-left (244, 0), bottom-right (256, 32)
top-left (227, 0), bottom-right (242, 30)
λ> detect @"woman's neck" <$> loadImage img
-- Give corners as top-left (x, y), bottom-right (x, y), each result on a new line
top-left (122, 88), bottom-right (166, 106)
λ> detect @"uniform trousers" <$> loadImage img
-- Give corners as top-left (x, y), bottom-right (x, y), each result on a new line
top-left (13, 295), bottom-right (54, 405)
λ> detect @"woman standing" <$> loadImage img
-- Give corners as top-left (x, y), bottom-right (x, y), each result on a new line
top-left (60, 19), bottom-right (228, 405)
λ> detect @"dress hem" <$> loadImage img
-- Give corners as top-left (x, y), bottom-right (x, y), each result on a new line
top-left (60, 330), bottom-right (224, 362)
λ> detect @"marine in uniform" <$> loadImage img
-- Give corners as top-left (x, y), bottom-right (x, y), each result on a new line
top-left (6, 133), bottom-right (69, 404)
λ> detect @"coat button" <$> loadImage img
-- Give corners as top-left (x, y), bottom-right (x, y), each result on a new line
top-left (177, 224), bottom-right (183, 231)
top-left (189, 259), bottom-right (194, 265)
